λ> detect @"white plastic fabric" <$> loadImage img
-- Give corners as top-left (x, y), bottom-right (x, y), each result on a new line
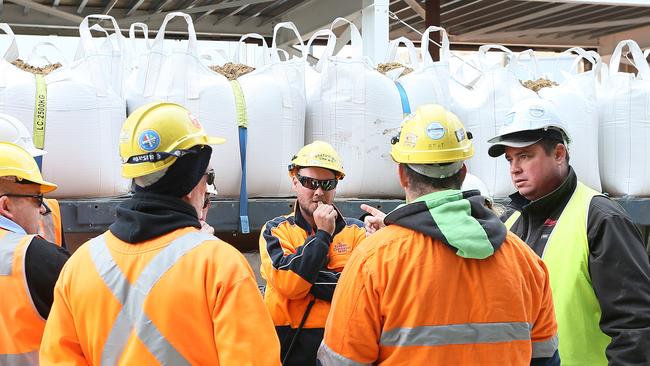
top-left (384, 27), bottom-right (452, 111)
top-left (0, 23), bottom-right (128, 198)
top-left (74, 15), bottom-right (132, 97)
top-left (125, 12), bottom-right (239, 196)
top-left (230, 23), bottom-right (307, 197)
top-left (533, 48), bottom-right (602, 192)
top-left (598, 40), bottom-right (650, 196)
top-left (461, 172), bottom-right (490, 198)
top-left (450, 45), bottom-right (536, 197)
top-left (305, 18), bottom-right (403, 198)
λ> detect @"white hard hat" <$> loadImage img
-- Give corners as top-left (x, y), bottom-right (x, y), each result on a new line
top-left (0, 113), bottom-right (46, 157)
top-left (487, 98), bottom-right (570, 157)
top-left (461, 172), bottom-right (490, 197)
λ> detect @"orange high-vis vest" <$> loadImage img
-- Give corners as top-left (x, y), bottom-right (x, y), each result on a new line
top-left (0, 229), bottom-right (45, 366)
top-left (319, 228), bottom-right (558, 365)
top-left (38, 199), bottom-right (62, 246)
top-left (39, 227), bottom-right (281, 366)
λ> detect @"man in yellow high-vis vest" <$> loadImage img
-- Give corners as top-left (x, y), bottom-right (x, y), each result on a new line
top-left (0, 142), bottom-right (70, 365)
top-left (488, 98), bottom-right (650, 365)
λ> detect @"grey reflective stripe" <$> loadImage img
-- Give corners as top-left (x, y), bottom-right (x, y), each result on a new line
top-left (89, 231), bottom-right (214, 366)
top-left (532, 335), bottom-right (559, 358)
top-left (0, 232), bottom-right (25, 276)
top-left (0, 350), bottom-right (38, 365)
top-left (317, 342), bottom-right (371, 366)
top-left (380, 322), bottom-right (532, 347)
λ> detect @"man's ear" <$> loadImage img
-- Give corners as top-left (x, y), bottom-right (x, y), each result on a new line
top-left (0, 196), bottom-right (15, 221)
top-left (555, 143), bottom-right (568, 164)
top-left (397, 164), bottom-right (409, 190)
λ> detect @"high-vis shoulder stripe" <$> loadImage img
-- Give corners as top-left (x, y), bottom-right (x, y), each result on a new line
top-left (0, 350), bottom-right (38, 365)
top-left (317, 342), bottom-right (371, 366)
top-left (532, 335), bottom-right (559, 358)
top-left (380, 322), bottom-right (532, 347)
top-left (0, 232), bottom-right (24, 276)
top-left (89, 231), bottom-right (215, 366)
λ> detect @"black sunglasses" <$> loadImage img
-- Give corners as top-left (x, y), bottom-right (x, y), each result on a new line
top-left (0, 193), bottom-right (44, 207)
top-left (296, 174), bottom-right (338, 191)
top-left (204, 169), bottom-right (215, 186)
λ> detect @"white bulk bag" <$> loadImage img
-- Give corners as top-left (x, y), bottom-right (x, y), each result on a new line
top-left (127, 22), bottom-right (151, 72)
top-left (384, 26), bottom-right (452, 113)
top-left (598, 40), bottom-right (650, 196)
top-left (125, 12), bottom-right (239, 197)
top-left (534, 48), bottom-right (602, 192)
top-left (74, 15), bottom-right (132, 97)
top-left (450, 45), bottom-right (537, 197)
top-left (305, 18), bottom-right (403, 198)
top-left (230, 24), bottom-right (306, 198)
top-left (0, 23), bottom-right (128, 198)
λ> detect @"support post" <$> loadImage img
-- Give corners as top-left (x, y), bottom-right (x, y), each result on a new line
top-left (362, 0), bottom-right (389, 64)
top-left (425, 0), bottom-right (441, 61)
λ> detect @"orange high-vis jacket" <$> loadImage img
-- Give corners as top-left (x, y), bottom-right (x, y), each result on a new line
top-left (259, 207), bottom-right (366, 330)
top-left (39, 199), bottom-right (62, 246)
top-left (319, 228), bottom-right (558, 365)
top-left (39, 227), bottom-right (280, 366)
top-left (0, 229), bottom-right (44, 365)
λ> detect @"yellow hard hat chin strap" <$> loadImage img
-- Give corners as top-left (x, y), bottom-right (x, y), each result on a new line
top-left (124, 148), bottom-right (197, 165)
top-left (408, 161), bottom-right (464, 179)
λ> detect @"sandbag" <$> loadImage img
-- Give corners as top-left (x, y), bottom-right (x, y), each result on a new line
top-left (305, 18), bottom-right (403, 198)
top-left (532, 48), bottom-right (603, 192)
top-left (226, 26), bottom-right (306, 198)
top-left (383, 27), bottom-right (453, 114)
top-left (450, 45), bottom-right (536, 197)
top-left (0, 22), bottom-right (128, 198)
top-left (125, 12), bottom-right (239, 197)
top-left (598, 40), bottom-right (650, 196)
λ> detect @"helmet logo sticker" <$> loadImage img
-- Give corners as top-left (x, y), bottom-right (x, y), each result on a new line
top-left (454, 129), bottom-right (466, 142)
top-left (188, 113), bottom-right (202, 129)
top-left (529, 106), bottom-right (545, 118)
top-left (426, 122), bottom-right (446, 140)
top-left (403, 132), bottom-right (418, 148)
top-left (138, 130), bottom-right (161, 152)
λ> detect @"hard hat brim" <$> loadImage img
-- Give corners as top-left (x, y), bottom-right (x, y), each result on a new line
top-left (32, 178), bottom-right (58, 193)
top-left (206, 136), bottom-right (226, 146)
top-left (487, 138), bottom-right (542, 157)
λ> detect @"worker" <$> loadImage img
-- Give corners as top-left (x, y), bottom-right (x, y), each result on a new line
top-left (200, 167), bottom-right (217, 235)
top-left (319, 104), bottom-right (559, 365)
top-left (0, 113), bottom-right (63, 246)
top-left (39, 102), bottom-right (280, 365)
top-left (259, 140), bottom-right (366, 365)
top-left (0, 142), bottom-right (69, 365)
top-left (488, 98), bottom-right (650, 365)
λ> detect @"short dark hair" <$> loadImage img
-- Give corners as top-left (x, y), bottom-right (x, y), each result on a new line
top-left (402, 163), bottom-right (463, 192)
top-left (538, 138), bottom-right (570, 164)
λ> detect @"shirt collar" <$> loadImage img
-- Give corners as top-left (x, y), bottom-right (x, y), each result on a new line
top-left (0, 215), bottom-right (27, 235)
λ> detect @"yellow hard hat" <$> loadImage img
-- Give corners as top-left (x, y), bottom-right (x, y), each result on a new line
top-left (120, 102), bottom-right (226, 178)
top-left (0, 142), bottom-right (57, 193)
top-left (391, 104), bottom-right (474, 165)
top-left (288, 140), bottom-right (346, 179)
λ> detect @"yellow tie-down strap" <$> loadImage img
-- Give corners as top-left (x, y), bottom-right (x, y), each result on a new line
top-left (33, 75), bottom-right (47, 149)
top-left (230, 80), bottom-right (248, 128)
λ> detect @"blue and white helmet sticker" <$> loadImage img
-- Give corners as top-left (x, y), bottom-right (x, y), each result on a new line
top-left (138, 129), bottom-right (161, 152)
top-left (426, 122), bottom-right (446, 140)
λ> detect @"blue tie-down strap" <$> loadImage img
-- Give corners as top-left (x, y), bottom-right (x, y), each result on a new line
top-left (35, 156), bottom-right (43, 171)
top-left (238, 126), bottom-right (250, 234)
top-left (396, 82), bottom-right (411, 115)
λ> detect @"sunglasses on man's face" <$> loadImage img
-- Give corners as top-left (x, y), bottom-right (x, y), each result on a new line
top-left (296, 174), bottom-right (338, 191)
top-left (204, 169), bottom-right (215, 186)
top-left (0, 193), bottom-right (44, 207)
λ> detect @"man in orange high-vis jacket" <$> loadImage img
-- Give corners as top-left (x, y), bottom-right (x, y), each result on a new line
top-left (320, 105), bottom-right (560, 365)
top-left (0, 113), bottom-right (64, 247)
top-left (39, 102), bottom-right (280, 366)
top-left (0, 142), bottom-right (70, 365)
top-left (260, 141), bottom-right (366, 366)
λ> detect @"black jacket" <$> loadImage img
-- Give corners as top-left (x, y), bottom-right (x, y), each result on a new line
top-left (506, 167), bottom-right (650, 366)
top-left (24, 236), bottom-right (70, 319)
